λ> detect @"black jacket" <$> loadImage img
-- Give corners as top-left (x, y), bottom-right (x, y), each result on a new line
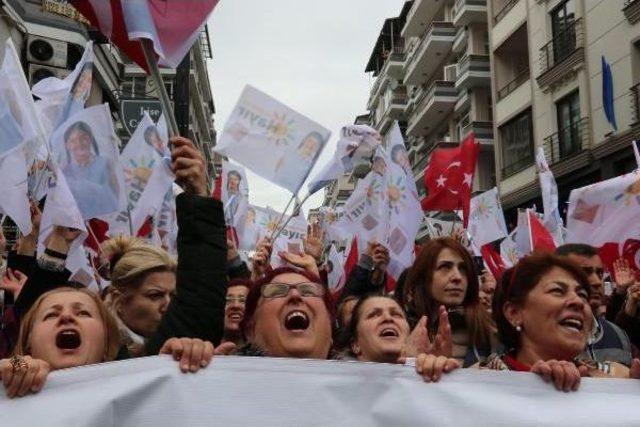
top-left (145, 193), bottom-right (227, 355)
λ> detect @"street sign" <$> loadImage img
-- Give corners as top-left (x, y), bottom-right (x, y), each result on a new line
top-left (120, 98), bottom-right (163, 135)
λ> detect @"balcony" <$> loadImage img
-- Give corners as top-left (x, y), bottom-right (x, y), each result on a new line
top-left (455, 54), bottom-right (490, 90)
top-left (624, 0), bottom-right (640, 24)
top-left (543, 117), bottom-right (590, 166)
top-left (402, 0), bottom-right (443, 39)
top-left (404, 22), bottom-right (456, 86)
top-left (493, 0), bottom-right (520, 24)
top-left (455, 89), bottom-right (470, 113)
top-left (407, 80), bottom-right (458, 136)
top-left (501, 155), bottom-right (533, 178)
top-left (375, 87), bottom-right (409, 131)
top-left (462, 121), bottom-right (494, 143)
top-left (453, 27), bottom-right (468, 54)
top-left (631, 82), bottom-right (640, 125)
top-left (379, 42), bottom-right (407, 80)
top-left (537, 19), bottom-right (584, 91)
top-left (453, 0), bottom-right (488, 27)
top-left (497, 68), bottom-right (529, 101)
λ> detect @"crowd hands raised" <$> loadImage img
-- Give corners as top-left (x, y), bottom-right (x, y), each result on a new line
top-left (1, 138), bottom-right (640, 400)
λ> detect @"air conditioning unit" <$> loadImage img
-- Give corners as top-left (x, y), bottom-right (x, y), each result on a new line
top-left (28, 63), bottom-right (71, 86)
top-left (27, 35), bottom-right (68, 68)
top-left (444, 64), bottom-right (458, 82)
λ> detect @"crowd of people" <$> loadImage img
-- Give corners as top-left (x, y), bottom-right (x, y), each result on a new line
top-left (1, 136), bottom-right (640, 401)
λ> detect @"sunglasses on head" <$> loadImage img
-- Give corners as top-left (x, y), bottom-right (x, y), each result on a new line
top-left (260, 282), bottom-right (325, 299)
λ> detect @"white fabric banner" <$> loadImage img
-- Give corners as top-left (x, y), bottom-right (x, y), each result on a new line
top-left (1, 356), bottom-right (640, 427)
top-left (215, 85), bottom-right (331, 193)
top-left (221, 161), bottom-right (250, 228)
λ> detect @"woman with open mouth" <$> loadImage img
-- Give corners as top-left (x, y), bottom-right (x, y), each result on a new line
top-left (483, 252), bottom-right (640, 391)
top-left (401, 237), bottom-right (495, 367)
top-left (346, 294), bottom-right (460, 382)
top-left (1, 287), bottom-right (216, 398)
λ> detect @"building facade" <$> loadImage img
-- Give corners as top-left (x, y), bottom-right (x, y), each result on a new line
top-left (488, 0), bottom-right (640, 224)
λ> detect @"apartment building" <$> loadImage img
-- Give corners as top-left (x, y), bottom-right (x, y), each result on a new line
top-left (364, 0), bottom-right (495, 239)
top-left (488, 0), bottom-right (640, 224)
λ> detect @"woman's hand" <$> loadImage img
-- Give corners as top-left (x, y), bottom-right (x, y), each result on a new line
top-left (531, 359), bottom-right (581, 392)
top-left (0, 356), bottom-right (50, 398)
top-left (252, 237), bottom-right (272, 280)
top-left (303, 223), bottom-right (324, 263)
top-left (415, 354), bottom-right (460, 383)
top-left (170, 137), bottom-right (208, 197)
top-left (624, 284), bottom-right (640, 318)
top-left (0, 268), bottom-right (27, 300)
top-left (613, 259), bottom-right (636, 296)
top-left (279, 250), bottom-right (320, 278)
top-left (159, 337), bottom-right (215, 373)
top-left (404, 306), bottom-right (452, 358)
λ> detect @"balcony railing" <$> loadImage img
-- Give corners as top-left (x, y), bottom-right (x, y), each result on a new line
top-left (501, 155), bottom-right (534, 178)
top-left (539, 18), bottom-right (583, 76)
top-left (631, 83), bottom-right (640, 125)
top-left (411, 80), bottom-right (457, 120)
top-left (543, 117), bottom-right (590, 164)
top-left (406, 22), bottom-right (456, 71)
top-left (494, 0), bottom-right (520, 24)
top-left (497, 68), bottom-right (530, 100)
top-left (624, 0), bottom-right (640, 24)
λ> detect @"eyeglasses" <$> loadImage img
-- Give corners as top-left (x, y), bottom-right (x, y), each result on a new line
top-left (225, 296), bottom-right (247, 304)
top-left (261, 282), bottom-right (325, 299)
top-left (581, 267), bottom-right (605, 279)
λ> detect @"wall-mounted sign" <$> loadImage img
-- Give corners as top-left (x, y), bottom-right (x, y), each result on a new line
top-left (120, 98), bottom-right (163, 135)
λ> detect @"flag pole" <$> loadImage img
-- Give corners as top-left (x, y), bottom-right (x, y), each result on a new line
top-left (268, 193), bottom-right (297, 241)
top-left (271, 192), bottom-right (313, 242)
top-left (140, 40), bottom-right (180, 138)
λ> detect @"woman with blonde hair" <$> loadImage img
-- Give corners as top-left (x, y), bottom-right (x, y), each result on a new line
top-left (101, 235), bottom-right (177, 357)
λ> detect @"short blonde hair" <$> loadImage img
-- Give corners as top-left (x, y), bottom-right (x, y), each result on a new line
top-left (101, 235), bottom-right (176, 291)
top-left (15, 287), bottom-right (121, 363)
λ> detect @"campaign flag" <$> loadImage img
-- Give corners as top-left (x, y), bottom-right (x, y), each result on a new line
top-left (215, 85), bottom-right (331, 194)
top-left (0, 39), bottom-right (46, 164)
top-left (32, 41), bottom-right (93, 131)
top-left (567, 170), bottom-right (640, 246)
top-left (468, 188), bottom-right (508, 247)
top-left (0, 150), bottom-right (32, 235)
top-left (155, 184), bottom-right (181, 255)
top-left (535, 147), bottom-right (563, 244)
top-left (71, 0), bottom-right (219, 70)
top-left (110, 113), bottom-right (172, 235)
top-left (307, 124), bottom-right (381, 194)
top-left (421, 134), bottom-right (480, 227)
top-left (386, 122), bottom-right (417, 196)
top-left (221, 161), bottom-right (249, 228)
top-left (66, 246), bottom-right (100, 293)
top-left (632, 140), bottom-right (640, 169)
top-left (326, 244), bottom-right (345, 290)
top-left (316, 206), bottom-right (346, 245)
top-left (500, 230), bottom-right (521, 268)
top-left (270, 212), bottom-right (308, 268)
top-left (49, 104), bottom-right (126, 220)
top-left (38, 160), bottom-right (88, 262)
top-left (237, 204), bottom-right (283, 251)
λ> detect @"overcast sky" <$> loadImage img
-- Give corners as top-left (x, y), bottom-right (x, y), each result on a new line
top-left (207, 0), bottom-right (405, 214)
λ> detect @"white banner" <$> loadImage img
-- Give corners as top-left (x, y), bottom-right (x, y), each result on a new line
top-left (1, 356), bottom-right (639, 427)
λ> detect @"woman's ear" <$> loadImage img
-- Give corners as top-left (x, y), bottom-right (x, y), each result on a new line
top-left (503, 302), bottom-right (522, 329)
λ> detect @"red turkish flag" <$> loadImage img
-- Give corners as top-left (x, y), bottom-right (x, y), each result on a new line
top-left (480, 242), bottom-right (506, 280)
top-left (421, 134), bottom-right (480, 227)
top-left (528, 211), bottom-right (556, 252)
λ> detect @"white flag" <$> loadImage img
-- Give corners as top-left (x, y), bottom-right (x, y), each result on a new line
top-left (66, 246), bottom-right (100, 293)
top-left (110, 113), bottom-right (172, 235)
top-left (326, 244), bottom-right (345, 290)
top-left (49, 104), bottom-right (126, 220)
top-left (270, 212), bottom-right (308, 268)
top-left (536, 147), bottom-right (563, 244)
top-left (32, 41), bottom-right (93, 130)
top-left (221, 161), bottom-right (249, 228)
top-left (468, 188), bottom-right (508, 247)
top-left (500, 230), bottom-right (521, 268)
top-left (0, 40), bottom-right (46, 165)
top-left (567, 170), bottom-right (640, 246)
top-left (307, 124), bottom-right (381, 194)
top-left (0, 150), bottom-right (31, 235)
top-left (155, 184), bottom-right (182, 256)
top-left (38, 161), bottom-right (88, 263)
top-left (215, 85), bottom-right (331, 194)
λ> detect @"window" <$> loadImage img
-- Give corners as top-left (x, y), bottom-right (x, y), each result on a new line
top-left (551, 0), bottom-right (576, 63)
top-left (556, 90), bottom-right (580, 157)
top-left (500, 109), bottom-right (534, 176)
